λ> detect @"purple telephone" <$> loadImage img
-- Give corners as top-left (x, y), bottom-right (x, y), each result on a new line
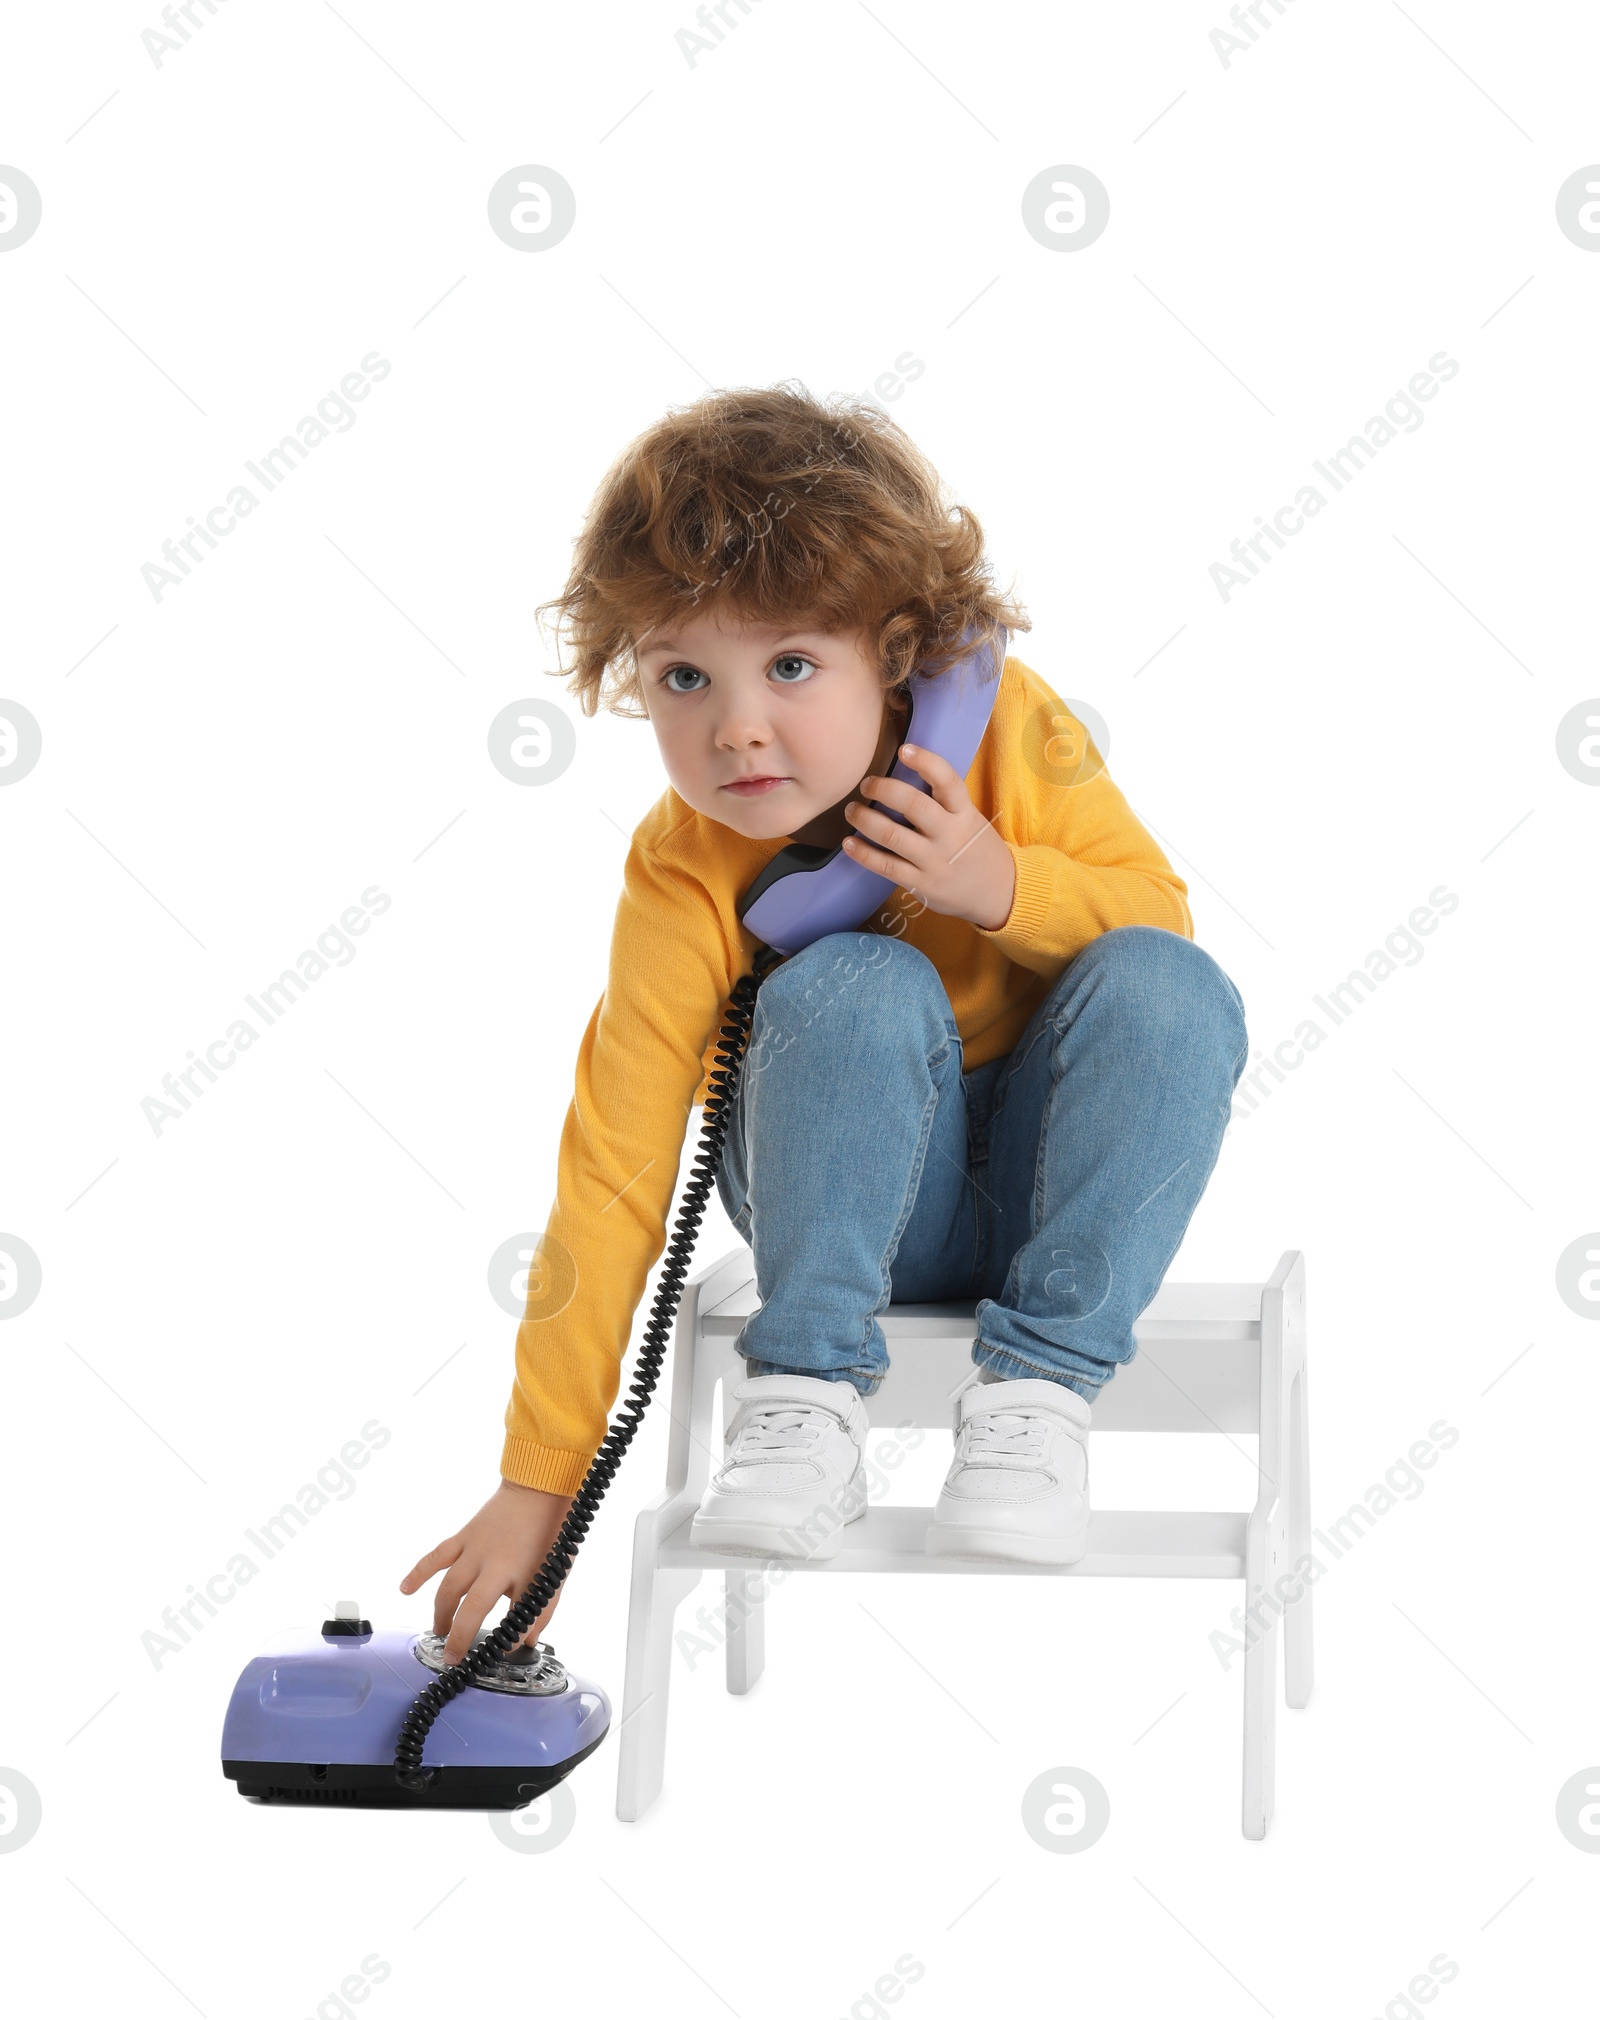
top-left (738, 624), bottom-right (1009, 955)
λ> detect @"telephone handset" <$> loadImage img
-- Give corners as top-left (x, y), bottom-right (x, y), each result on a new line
top-left (738, 624), bottom-right (1008, 956)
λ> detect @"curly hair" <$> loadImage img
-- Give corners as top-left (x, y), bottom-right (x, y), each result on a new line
top-left (535, 380), bottom-right (1030, 718)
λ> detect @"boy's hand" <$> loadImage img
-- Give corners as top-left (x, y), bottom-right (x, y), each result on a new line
top-left (400, 1479), bottom-right (578, 1664)
top-left (842, 744), bottom-right (1017, 932)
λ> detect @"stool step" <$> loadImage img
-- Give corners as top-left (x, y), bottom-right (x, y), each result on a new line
top-left (658, 1505), bottom-right (1246, 1578)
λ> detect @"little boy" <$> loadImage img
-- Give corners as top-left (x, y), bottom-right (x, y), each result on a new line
top-left (403, 382), bottom-right (1248, 1661)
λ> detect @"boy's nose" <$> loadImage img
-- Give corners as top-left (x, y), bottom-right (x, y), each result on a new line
top-left (715, 716), bottom-right (777, 751)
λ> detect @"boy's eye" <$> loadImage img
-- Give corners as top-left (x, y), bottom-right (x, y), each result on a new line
top-left (660, 664), bottom-right (706, 694)
top-left (770, 653), bottom-right (816, 683)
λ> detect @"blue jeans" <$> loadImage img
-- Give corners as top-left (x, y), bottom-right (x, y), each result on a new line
top-left (713, 924), bottom-right (1249, 1402)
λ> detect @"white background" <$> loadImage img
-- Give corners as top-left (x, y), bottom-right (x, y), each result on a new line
top-left (3, 1), bottom-right (1597, 2013)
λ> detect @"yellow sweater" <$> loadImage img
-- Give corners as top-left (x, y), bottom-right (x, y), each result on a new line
top-left (500, 654), bottom-right (1193, 1495)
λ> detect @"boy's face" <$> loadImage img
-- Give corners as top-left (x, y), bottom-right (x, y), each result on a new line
top-left (636, 609), bottom-right (909, 842)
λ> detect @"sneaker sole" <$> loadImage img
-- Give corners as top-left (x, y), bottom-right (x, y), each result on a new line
top-left (924, 1521), bottom-right (1090, 1567)
top-left (689, 1478), bottom-right (869, 1561)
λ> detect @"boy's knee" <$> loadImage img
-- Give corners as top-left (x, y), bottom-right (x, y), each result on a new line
top-left (760, 929), bottom-right (940, 1005)
top-left (1066, 926), bottom-right (1246, 1050)
top-left (752, 929), bottom-right (948, 1048)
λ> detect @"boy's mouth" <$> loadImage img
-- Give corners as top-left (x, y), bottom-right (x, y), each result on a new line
top-left (722, 775), bottom-right (790, 797)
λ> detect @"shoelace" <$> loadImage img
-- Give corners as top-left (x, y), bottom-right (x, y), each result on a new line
top-left (959, 1404), bottom-right (1053, 1466)
top-left (730, 1403), bottom-right (837, 1455)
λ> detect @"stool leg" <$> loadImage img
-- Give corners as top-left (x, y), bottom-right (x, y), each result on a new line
top-left (725, 1565), bottom-right (767, 1694)
top-left (616, 1565), bottom-right (700, 1822)
top-left (1241, 1525), bottom-right (1278, 1840)
top-left (1284, 1363), bottom-right (1313, 1710)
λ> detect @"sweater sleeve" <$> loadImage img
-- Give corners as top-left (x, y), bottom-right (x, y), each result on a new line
top-left (972, 724), bottom-right (1193, 978)
top-left (500, 838), bottom-right (733, 1496)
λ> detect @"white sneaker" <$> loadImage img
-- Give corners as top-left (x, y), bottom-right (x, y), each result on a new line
top-left (924, 1374), bottom-right (1093, 1566)
top-left (689, 1373), bottom-right (870, 1561)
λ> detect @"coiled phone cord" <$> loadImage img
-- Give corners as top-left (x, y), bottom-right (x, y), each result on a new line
top-left (393, 941), bottom-right (787, 1790)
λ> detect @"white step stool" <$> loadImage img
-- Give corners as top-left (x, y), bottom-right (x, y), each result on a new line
top-left (615, 1246), bottom-right (1310, 1839)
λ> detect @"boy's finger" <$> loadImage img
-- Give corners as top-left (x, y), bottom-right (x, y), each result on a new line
top-left (847, 799), bottom-right (933, 865)
top-left (841, 833), bottom-right (917, 883)
top-left (443, 1581), bottom-right (498, 1661)
top-left (399, 1538), bottom-right (459, 1591)
top-left (857, 771), bottom-right (930, 819)
top-left (434, 1558), bottom-right (561, 1659)
top-left (897, 743), bottom-right (969, 811)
